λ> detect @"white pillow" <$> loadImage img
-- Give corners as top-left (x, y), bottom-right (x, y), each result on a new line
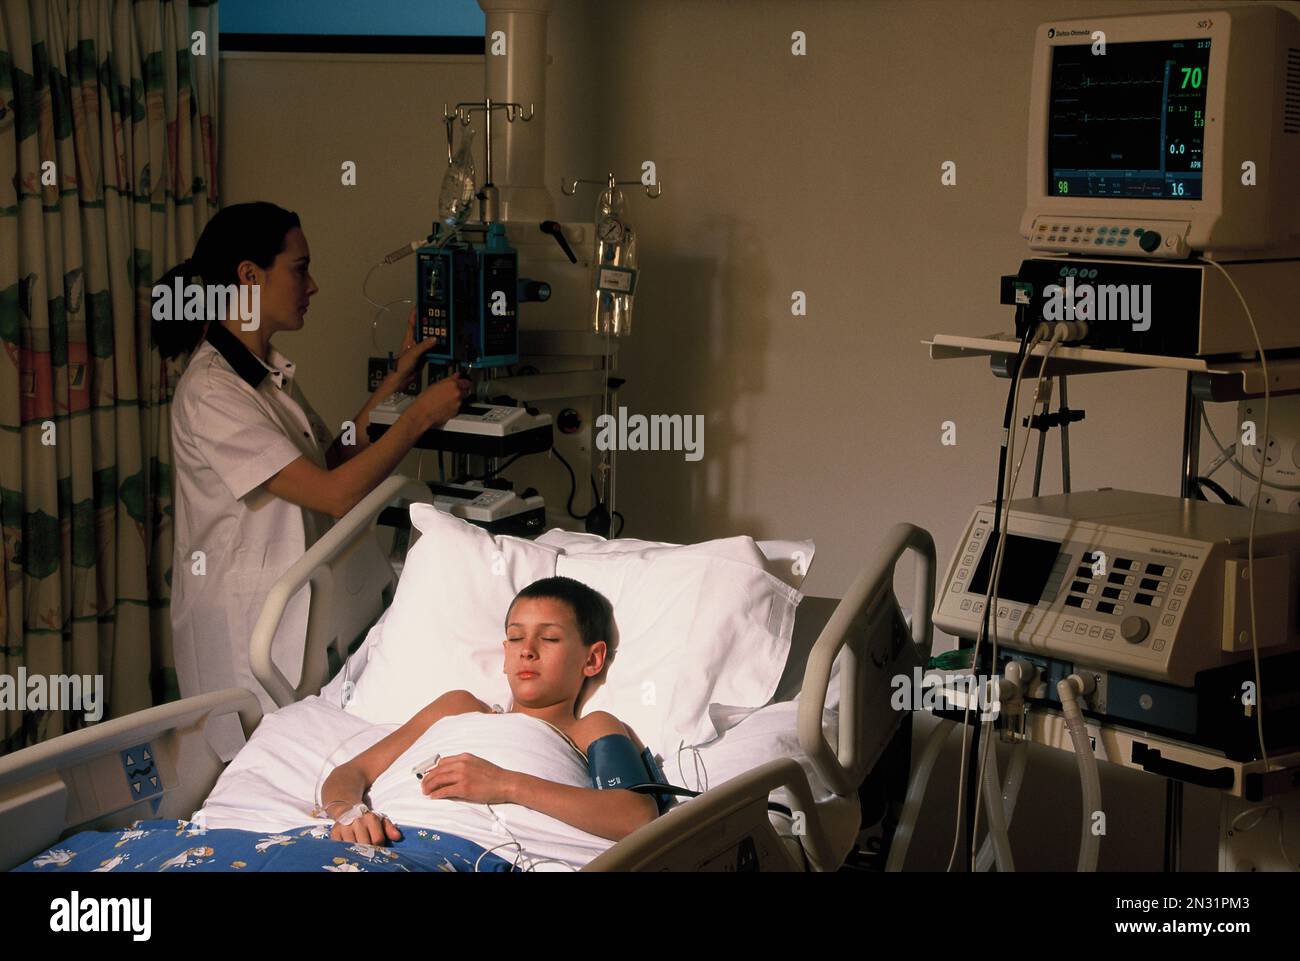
top-left (342, 505), bottom-right (560, 724)
top-left (536, 530), bottom-right (816, 590)
top-left (556, 543), bottom-right (803, 754)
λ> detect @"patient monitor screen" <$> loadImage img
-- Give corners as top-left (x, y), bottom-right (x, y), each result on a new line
top-left (1047, 39), bottom-right (1209, 200)
top-left (967, 532), bottom-right (1062, 605)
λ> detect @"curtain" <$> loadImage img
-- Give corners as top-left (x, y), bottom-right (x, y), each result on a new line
top-left (0, 0), bottom-right (218, 752)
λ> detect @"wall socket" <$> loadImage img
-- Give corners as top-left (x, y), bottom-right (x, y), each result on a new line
top-left (1235, 396), bottom-right (1300, 512)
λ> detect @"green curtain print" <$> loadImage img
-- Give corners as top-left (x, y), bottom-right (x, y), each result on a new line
top-left (0, 0), bottom-right (218, 753)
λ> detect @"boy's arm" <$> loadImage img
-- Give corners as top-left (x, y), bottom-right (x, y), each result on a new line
top-left (420, 712), bottom-right (659, 841)
top-left (320, 689), bottom-right (487, 819)
top-left (506, 774), bottom-right (658, 842)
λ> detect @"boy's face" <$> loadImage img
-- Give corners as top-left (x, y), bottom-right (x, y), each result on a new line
top-left (503, 597), bottom-right (606, 709)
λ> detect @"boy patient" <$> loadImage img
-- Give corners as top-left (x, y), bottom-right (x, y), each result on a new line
top-left (319, 576), bottom-right (659, 846)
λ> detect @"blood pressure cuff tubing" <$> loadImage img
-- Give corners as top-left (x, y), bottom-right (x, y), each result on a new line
top-left (588, 734), bottom-right (674, 814)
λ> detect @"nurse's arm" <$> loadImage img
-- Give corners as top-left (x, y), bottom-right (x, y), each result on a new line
top-left (324, 386), bottom-right (396, 466)
top-left (265, 424), bottom-right (416, 518)
top-left (327, 314), bottom-right (444, 466)
top-left (264, 379), bottom-right (458, 518)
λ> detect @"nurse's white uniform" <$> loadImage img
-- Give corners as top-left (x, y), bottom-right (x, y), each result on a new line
top-left (170, 322), bottom-right (334, 759)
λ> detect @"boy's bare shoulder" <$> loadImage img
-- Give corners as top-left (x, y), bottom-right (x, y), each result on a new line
top-left (574, 710), bottom-right (634, 744)
top-left (431, 689), bottom-right (492, 715)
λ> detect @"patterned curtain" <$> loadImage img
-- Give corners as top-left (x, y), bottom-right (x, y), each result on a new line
top-left (0, 0), bottom-right (218, 752)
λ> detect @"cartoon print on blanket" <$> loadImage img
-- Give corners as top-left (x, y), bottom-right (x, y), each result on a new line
top-left (13, 820), bottom-right (516, 873)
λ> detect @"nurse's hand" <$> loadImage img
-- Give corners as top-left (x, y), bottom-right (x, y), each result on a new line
top-left (413, 373), bottom-right (472, 429)
top-left (331, 809), bottom-right (402, 846)
top-left (388, 308), bottom-right (438, 393)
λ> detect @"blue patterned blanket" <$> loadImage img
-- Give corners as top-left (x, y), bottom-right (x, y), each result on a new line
top-left (13, 819), bottom-right (517, 873)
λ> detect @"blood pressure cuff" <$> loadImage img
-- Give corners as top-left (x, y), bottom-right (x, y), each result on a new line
top-left (588, 734), bottom-right (674, 814)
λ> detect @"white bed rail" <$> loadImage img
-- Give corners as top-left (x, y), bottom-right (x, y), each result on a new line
top-left (593, 522), bottom-right (936, 872)
top-left (584, 758), bottom-right (836, 871)
top-left (0, 689), bottom-right (260, 871)
top-left (250, 475), bottom-right (432, 708)
top-left (798, 522), bottom-right (935, 797)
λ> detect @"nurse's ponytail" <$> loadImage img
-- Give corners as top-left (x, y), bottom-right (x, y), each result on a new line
top-left (151, 202), bottom-right (302, 359)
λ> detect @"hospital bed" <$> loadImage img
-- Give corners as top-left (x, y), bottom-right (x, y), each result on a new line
top-left (0, 476), bottom-right (935, 872)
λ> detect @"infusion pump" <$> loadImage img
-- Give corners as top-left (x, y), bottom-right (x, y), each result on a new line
top-left (933, 489), bottom-right (1300, 687)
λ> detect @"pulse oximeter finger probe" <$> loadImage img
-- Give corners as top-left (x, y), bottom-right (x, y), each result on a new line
top-left (412, 754), bottom-right (442, 779)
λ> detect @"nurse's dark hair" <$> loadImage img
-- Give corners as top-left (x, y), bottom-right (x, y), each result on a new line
top-left (151, 202), bottom-right (302, 358)
top-left (506, 577), bottom-right (613, 648)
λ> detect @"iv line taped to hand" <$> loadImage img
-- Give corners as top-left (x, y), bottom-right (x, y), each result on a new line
top-left (311, 724), bottom-right (399, 820)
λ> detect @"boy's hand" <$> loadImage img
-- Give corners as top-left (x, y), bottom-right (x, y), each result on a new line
top-left (330, 810), bottom-right (402, 846)
top-left (419, 753), bottom-right (516, 805)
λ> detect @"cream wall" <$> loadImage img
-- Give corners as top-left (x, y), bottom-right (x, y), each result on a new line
top-left (220, 0), bottom-right (1299, 870)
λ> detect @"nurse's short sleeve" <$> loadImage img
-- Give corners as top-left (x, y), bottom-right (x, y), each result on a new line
top-left (178, 374), bottom-right (307, 501)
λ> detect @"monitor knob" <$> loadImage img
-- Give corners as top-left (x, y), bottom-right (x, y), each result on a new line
top-left (1138, 230), bottom-right (1162, 253)
top-left (1120, 615), bottom-right (1151, 644)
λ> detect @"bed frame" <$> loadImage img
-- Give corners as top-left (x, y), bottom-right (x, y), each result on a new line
top-left (0, 476), bottom-right (935, 872)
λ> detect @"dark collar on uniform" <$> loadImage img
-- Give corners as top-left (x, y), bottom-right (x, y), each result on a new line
top-left (205, 322), bottom-right (267, 389)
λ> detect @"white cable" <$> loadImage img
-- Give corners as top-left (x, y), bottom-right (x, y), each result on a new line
top-left (944, 328), bottom-right (1044, 872)
top-left (972, 664), bottom-right (1036, 872)
top-left (470, 799), bottom-right (581, 872)
top-left (889, 719), bottom-right (957, 871)
top-left (472, 802), bottom-right (529, 872)
top-left (966, 329), bottom-right (1065, 871)
top-left (990, 333), bottom-right (1064, 673)
top-left (979, 718), bottom-right (1014, 871)
top-left (365, 228), bottom-right (461, 353)
top-left (1058, 673), bottom-right (1101, 872)
top-left (974, 662), bottom-right (1035, 870)
top-left (676, 741), bottom-right (708, 793)
top-left (1199, 412), bottom-right (1236, 479)
top-left (364, 259), bottom-right (415, 353)
top-left (1229, 805), bottom-right (1300, 871)
top-left (1204, 259), bottom-right (1270, 769)
top-left (521, 856), bottom-right (579, 873)
top-left (362, 261), bottom-right (391, 311)
top-left (474, 838), bottom-right (523, 872)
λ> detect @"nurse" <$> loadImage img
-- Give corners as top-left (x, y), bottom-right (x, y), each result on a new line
top-left (164, 202), bottom-right (467, 756)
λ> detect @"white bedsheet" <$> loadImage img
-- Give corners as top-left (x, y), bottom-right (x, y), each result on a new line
top-left (194, 688), bottom-right (858, 870)
top-left (195, 696), bottom-right (381, 835)
top-left (369, 711), bottom-right (612, 870)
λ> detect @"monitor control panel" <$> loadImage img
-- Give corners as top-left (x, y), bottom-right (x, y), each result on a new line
top-left (1029, 217), bottom-right (1190, 258)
